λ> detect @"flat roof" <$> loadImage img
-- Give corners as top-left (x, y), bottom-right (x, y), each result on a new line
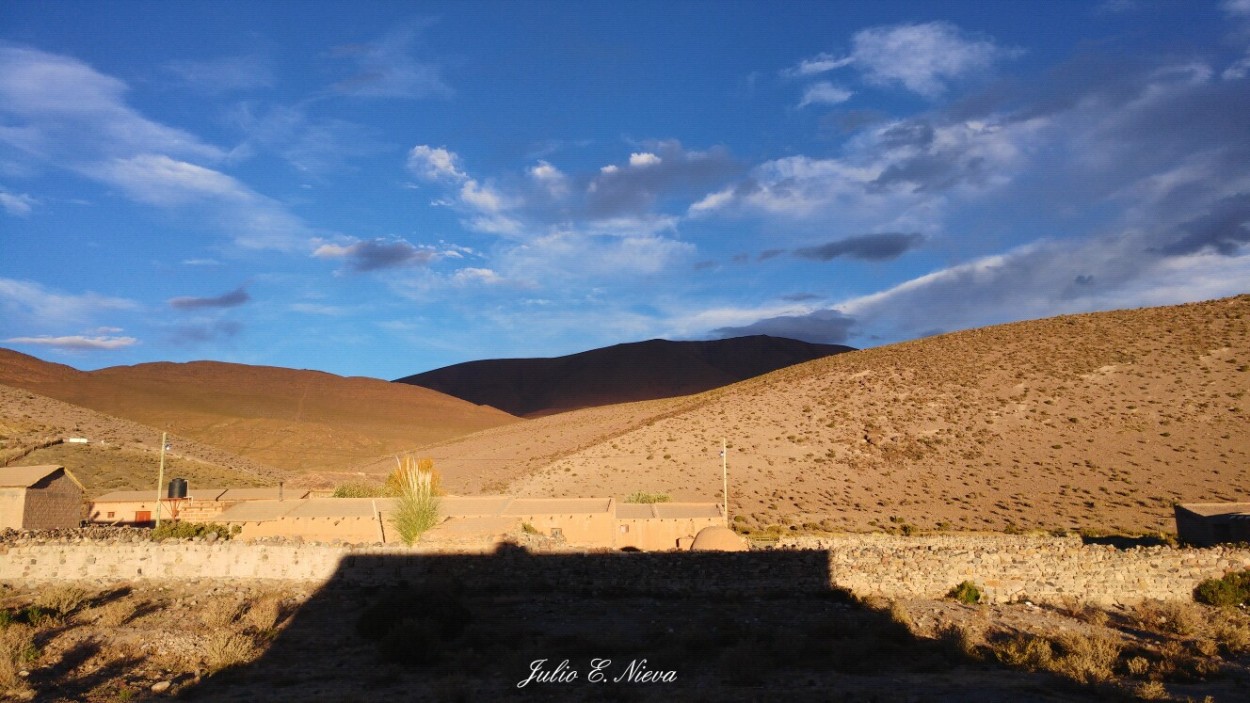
top-left (93, 490), bottom-right (161, 503)
top-left (1178, 502), bottom-right (1250, 517)
top-left (216, 501), bottom-right (303, 522)
top-left (218, 487), bottom-right (310, 502)
top-left (653, 503), bottom-right (723, 519)
top-left (503, 498), bottom-right (612, 515)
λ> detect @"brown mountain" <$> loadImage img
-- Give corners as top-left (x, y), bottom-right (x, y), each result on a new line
top-left (392, 295), bottom-right (1249, 537)
top-left (394, 335), bottom-right (854, 416)
top-left (0, 349), bottom-right (519, 475)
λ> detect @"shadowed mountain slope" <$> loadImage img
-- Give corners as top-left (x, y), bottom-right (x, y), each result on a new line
top-left (0, 350), bottom-right (519, 475)
top-left (394, 335), bottom-right (854, 416)
top-left (403, 295), bottom-right (1249, 537)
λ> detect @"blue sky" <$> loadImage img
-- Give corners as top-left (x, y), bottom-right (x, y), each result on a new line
top-left (2, 0), bottom-right (1249, 380)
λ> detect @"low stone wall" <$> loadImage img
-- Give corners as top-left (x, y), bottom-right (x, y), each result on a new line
top-left (3, 532), bottom-right (1249, 604)
top-left (782, 534), bottom-right (1250, 605)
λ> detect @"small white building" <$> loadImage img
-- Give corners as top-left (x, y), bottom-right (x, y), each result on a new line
top-left (0, 465), bottom-right (85, 530)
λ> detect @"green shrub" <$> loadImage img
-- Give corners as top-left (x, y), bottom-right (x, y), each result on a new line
top-left (150, 521), bottom-right (235, 541)
top-left (624, 491), bottom-right (671, 504)
top-left (332, 482), bottom-right (385, 498)
top-left (1194, 569), bottom-right (1250, 607)
top-left (947, 581), bottom-right (983, 605)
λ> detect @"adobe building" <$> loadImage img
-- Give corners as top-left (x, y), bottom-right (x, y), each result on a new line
top-left (0, 465), bottom-right (85, 530)
top-left (1175, 503), bottom-right (1250, 546)
top-left (88, 485), bottom-right (311, 526)
top-left (210, 495), bottom-right (725, 550)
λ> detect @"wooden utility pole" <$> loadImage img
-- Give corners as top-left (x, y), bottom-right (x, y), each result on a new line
top-left (721, 437), bottom-right (729, 525)
top-left (155, 432), bottom-right (167, 528)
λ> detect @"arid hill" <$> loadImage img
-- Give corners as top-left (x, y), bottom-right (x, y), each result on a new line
top-left (0, 350), bottom-right (519, 475)
top-left (408, 295), bottom-right (1249, 536)
top-left (1, 383), bottom-right (283, 495)
top-left (394, 335), bottom-right (853, 416)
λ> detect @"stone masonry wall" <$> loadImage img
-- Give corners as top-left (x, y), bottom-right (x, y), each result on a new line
top-left (2, 533), bottom-right (1249, 605)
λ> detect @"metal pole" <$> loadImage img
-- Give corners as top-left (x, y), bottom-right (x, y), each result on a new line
top-left (722, 437), bottom-right (728, 526)
top-left (155, 432), bottom-right (166, 528)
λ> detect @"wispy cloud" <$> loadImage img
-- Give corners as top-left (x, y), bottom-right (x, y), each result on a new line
top-left (798, 81), bottom-right (853, 108)
top-left (164, 54), bottom-right (274, 93)
top-left (0, 278), bottom-right (138, 328)
top-left (0, 46), bottom-right (224, 162)
top-left (328, 24), bottom-right (448, 99)
top-left (168, 286), bottom-right (251, 310)
top-left (3, 334), bottom-right (137, 350)
top-left (0, 189), bottom-right (36, 216)
top-left (168, 320), bottom-right (242, 345)
top-left (407, 144), bottom-right (467, 181)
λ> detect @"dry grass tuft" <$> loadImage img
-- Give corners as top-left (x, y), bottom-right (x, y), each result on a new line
top-left (93, 598), bottom-right (137, 628)
top-left (242, 595), bottom-right (284, 633)
top-left (0, 625), bottom-right (37, 697)
top-left (200, 598), bottom-right (243, 629)
top-left (33, 584), bottom-right (88, 619)
top-left (203, 632), bottom-right (255, 673)
top-left (1048, 631), bottom-right (1121, 684)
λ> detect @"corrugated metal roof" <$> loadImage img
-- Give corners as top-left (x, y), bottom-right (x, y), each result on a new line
top-left (0, 465), bottom-right (64, 488)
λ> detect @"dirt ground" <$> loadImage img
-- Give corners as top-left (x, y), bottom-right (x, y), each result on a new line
top-left (3, 541), bottom-right (1249, 702)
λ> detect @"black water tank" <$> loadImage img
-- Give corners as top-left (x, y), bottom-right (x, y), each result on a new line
top-left (168, 478), bottom-right (188, 499)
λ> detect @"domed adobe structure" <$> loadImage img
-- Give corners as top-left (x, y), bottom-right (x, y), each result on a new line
top-left (690, 525), bottom-right (748, 552)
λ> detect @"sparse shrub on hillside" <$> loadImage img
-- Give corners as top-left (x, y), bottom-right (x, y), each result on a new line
top-left (946, 581), bottom-right (983, 605)
top-left (331, 482), bottom-right (385, 498)
top-left (1194, 569), bottom-right (1250, 607)
top-left (390, 454), bottom-right (440, 545)
top-left (624, 491), bottom-right (671, 504)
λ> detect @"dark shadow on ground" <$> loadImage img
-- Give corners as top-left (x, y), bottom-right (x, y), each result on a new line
top-left (1080, 534), bottom-right (1173, 549)
top-left (175, 544), bottom-right (1111, 702)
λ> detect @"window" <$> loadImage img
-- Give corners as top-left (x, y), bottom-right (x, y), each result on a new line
top-left (619, 524), bottom-right (629, 533)
top-left (106, 511), bottom-right (115, 519)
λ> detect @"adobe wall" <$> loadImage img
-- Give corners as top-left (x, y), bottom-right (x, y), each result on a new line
top-left (0, 490), bottom-right (26, 530)
top-left (3, 533), bottom-right (1250, 605)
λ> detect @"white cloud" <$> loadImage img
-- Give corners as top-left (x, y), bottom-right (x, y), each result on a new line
top-left (407, 145), bottom-right (467, 181)
top-left (0, 278), bottom-right (138, 335)
top-left (0, 190), bottom-right (36, 216)
top-left (0, 46), bottom-right (224, 162)
top-left (82, 154), bottom-right (307, 249)
top-left (1225, 0), bottom-right (1250, 17)
top-left (164, 54), bottom-right (274, 93)
top-left (798, 81), bottom-right (853, 108)
top-left (85, 153), bottom-right (248, 207)
top-left (328, 24), bottom-right (448, 99)
top-left (459, 178), bottom-right (512, 214)
top-left (3, 335), bottom-right (137, 350)
top-left (688, 187), bottom-right (735, 215)
top-left (629, 152), bottom-right (662, 168)
top-left (1223, 50), bottom-right (1250, 80)
top-left (529, 160), bottom-right (568, 197)
top-left (849, 22), bottom-right (1018, 98)
top-left (600, 164), bottom-right (620, 175)
top-left (781, 52), bottom-right (854, 78)
top-left (452, 267), bottom-right (504, 285)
